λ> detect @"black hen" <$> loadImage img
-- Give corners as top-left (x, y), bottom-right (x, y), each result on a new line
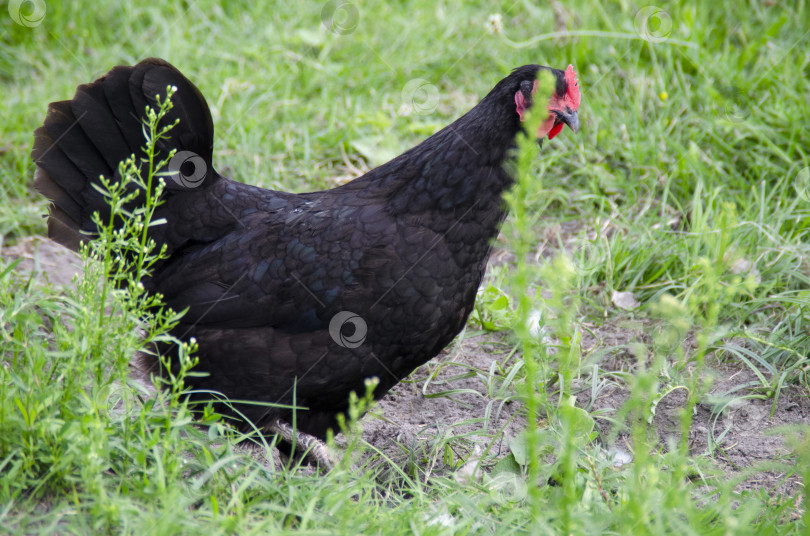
top-left (33, 59), bottom-right (581, 440)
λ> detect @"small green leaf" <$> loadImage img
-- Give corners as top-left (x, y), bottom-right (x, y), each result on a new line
top-left (489, 295), bottom-right (509, 311)
top-left (559, 404), bottom-right (594, 438)
top-left (509, 433), bottom-right (528, 466)
top-left (492, 453), bottom-right (522, 476)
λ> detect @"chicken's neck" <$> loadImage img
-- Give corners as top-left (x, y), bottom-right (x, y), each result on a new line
top-left (381, 105), bottom-right (523, 221)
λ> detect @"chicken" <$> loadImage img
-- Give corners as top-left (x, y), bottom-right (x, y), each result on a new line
top-left (32, 59), bottom-right (581, 450)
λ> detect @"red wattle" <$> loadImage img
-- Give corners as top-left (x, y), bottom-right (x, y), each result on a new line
top-left (547, 122), bottom-right (564, 139)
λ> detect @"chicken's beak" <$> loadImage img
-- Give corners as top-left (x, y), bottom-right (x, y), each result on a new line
top-left (557, 109), bottom-right (579, 134)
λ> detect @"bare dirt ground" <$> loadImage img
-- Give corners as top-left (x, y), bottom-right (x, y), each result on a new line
top-left (578, 319), bottom-right (808, 497)
top-left (5, 235), bottom-right (808, 495)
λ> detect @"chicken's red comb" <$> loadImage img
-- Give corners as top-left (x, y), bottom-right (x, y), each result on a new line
top-left (564, 64), bottom-right (581, 110)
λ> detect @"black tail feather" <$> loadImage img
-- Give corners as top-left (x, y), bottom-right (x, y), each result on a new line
top-left (33, 58), bottom-right (217, 252)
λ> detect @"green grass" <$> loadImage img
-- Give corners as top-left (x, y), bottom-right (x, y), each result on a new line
top-left (2, 0), bottom-right (810, 533)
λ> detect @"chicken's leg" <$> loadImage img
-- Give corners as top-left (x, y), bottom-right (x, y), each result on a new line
top-left (267, 419), bottom-right (335, 470)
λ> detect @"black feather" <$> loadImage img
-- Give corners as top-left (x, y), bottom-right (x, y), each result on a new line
top-left (33, 59), bottom-right (570, 439)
